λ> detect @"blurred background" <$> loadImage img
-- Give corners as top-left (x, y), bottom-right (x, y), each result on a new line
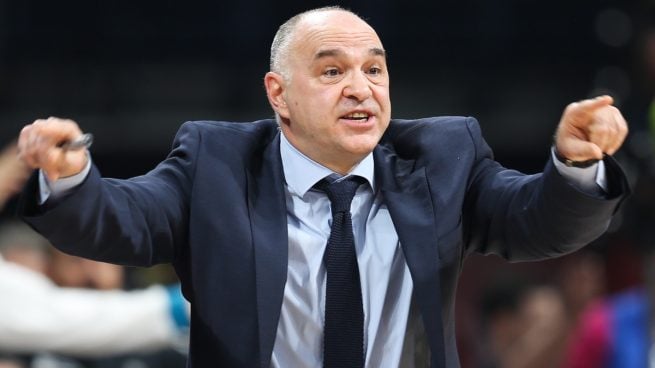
top-left (0, 0), bottom-right (654, 367)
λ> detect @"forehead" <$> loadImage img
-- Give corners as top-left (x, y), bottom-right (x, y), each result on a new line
top-left (293, 11), bottom-right (384, 57)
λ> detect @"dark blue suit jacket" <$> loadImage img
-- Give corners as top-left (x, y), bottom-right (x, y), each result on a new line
top-left (19, 117), bottom-right (629, 367)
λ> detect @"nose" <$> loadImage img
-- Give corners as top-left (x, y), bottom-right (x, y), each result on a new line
top-left (343, 71), bottom-right (372, 102)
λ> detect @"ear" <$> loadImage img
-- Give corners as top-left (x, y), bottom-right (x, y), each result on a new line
top-left (264, 72), bottom-right (290, 120)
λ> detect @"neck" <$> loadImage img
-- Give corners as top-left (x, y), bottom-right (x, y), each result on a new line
top-left (280, 130), bottom-right (367, 176)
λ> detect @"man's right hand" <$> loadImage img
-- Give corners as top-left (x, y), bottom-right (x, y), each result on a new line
top-left (17, 117), bottom-right (89, 182)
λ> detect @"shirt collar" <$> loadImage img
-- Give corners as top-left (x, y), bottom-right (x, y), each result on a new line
top-left (280, 131), bottom-right (375, 197)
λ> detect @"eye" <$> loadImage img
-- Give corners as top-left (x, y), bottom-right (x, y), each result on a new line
top-left (367, 66), bottom-right (383, 75)
top-left (323, 68), bottom-right (340, 77)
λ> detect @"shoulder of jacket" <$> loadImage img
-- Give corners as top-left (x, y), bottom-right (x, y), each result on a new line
top-left (182, 119), bottom-right (278, 135)
top-left (384, 116), bottom-right (477, 141)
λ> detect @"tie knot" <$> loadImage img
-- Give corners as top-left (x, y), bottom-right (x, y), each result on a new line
top-left (316, 176), bottom-right (364, 214)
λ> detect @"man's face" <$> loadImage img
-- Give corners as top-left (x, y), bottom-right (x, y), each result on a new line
top-left (268, 11), bottom-right (391, 174)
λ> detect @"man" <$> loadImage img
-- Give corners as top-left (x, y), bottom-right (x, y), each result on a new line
top-left (16, 6), bottom-right (629, 368)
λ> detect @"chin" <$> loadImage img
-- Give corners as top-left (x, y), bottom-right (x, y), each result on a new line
top-left (343, 139), bottom-right (379, 157)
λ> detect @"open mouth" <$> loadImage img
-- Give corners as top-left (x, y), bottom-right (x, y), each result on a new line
top-left (341, 112), bottom-right (370, 121)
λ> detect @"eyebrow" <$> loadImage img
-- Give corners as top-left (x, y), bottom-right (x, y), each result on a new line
top-left (314, 47), bottom-right (386, 60)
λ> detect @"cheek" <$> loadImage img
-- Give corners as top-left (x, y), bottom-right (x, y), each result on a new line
top-left (290, 87), bottom-right (334, 113)
top-left (374, 87), bottom-right (391, 109)
top-left (314, 87), bottom-right (342, 106)
top-left (302, 92), bottom-right (340, 121)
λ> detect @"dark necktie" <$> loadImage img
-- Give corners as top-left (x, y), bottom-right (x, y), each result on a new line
top-left (316, 176), bottom-right (365, 368)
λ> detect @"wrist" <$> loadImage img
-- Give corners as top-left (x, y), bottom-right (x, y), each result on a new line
top-left (59, 151), bottom-right (90, 179)
top-left (552, 146), bottom-right (602, 168)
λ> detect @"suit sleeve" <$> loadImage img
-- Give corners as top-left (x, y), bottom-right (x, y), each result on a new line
top-left (18, 122), bottom-right (199, 266)
top-left (462, 117), bottom-right (630, 261)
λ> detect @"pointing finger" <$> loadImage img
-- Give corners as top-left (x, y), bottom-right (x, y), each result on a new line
top-left (564, 95), bottom-right (615, 128)
top-left (576, 95), bottom-right (614, 112)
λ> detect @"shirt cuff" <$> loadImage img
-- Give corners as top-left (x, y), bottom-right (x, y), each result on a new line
top-left (551, 148), bottom-right (608, 194)
top-left (38, 154), bottom-right (92, 204)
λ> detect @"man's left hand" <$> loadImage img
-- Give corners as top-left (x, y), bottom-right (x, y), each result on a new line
top-left (554, 95), bottom-right (628, 162)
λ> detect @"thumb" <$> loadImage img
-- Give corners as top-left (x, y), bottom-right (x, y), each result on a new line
top-left (41, 149), bottom-right (65, 182)
top-left (556, 138), bottom-right (603, 162)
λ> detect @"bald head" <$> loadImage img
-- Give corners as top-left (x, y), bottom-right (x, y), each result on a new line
top-left (263, 6), bottom-right (390, 174)
top-left (270, 7), bottom-right (376, 79)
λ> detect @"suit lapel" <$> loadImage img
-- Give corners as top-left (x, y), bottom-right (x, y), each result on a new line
top-left (374, 145), bottom-right (446, 368)
top-left (246, 132), bottom-right (288, 368)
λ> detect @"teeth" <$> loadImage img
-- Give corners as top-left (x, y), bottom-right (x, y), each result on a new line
top-left (344, 112), bottom-right (369, 119)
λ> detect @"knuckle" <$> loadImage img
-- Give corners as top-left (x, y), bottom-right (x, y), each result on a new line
top-left (588, 124), bottom-right (606, 136)
top-left (565, 102), bottom-right (579, 112)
